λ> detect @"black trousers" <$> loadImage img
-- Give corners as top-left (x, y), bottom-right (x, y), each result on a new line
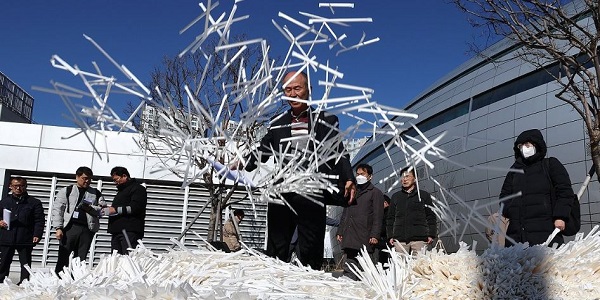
top-left (55, 223), bottom-right (95, 276)
top-left (267, 193), bottom-right (326, 270)
top-left (111, 230), bottom-right (142, 255)
top-left (0, 245), bottom-right (33, 284)
top-left (342, 248), bottom-right (375, 281)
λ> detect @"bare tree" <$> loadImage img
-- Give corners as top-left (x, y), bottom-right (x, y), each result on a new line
top-left (452, 0), bottom-right (600, 180)
top-left (132, 38), bottom-right (282, 242)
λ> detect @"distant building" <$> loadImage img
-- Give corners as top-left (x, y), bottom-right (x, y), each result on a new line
top-left (140, 104), bottom-right (202, 136)
top-left (0, 71), bottom-right (34, 123)
top-left (344, 137), bottom-right (369, 161)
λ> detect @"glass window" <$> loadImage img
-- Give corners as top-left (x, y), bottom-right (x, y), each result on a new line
top-left (5, 80), bottom-right (14, 93)
top-left (24, 95), bottom-right (33, 106)
top-left (13, 96), bottom-right (22, 113)
top-left (23, 106), bottom-right (32, 120)
top-left (16, 89), bottom-right (24, 100)
top-left (7, 92), bottom-right (14, 106)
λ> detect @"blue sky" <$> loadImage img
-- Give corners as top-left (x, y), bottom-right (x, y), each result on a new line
top-left (1, 0), bottom-right (480, 127)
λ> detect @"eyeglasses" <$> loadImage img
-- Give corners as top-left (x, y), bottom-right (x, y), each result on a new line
top-left (10, 185), bottom-right (26, 189)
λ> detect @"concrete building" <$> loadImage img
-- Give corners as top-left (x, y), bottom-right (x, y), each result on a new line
top-left (140, 104), bottom-right (203, 135)
top-left (343, 137), bottom-right (369, 161)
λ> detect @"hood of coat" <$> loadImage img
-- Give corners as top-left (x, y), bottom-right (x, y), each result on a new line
top-left (513, 129), bottom-right (547, 164)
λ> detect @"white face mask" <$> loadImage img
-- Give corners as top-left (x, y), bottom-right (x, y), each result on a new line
top-left (356, 175), bottom-right (369, 185)
top-left (521, 145), bottom-right (536, 158)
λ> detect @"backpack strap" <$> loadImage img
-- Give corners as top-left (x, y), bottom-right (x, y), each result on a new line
top-left (541, 158), bottom-right (554, 197)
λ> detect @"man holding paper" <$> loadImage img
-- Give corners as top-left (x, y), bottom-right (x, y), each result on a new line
top-left (105, 166), bottom-right (147, 254)
top-left (51, 166), bottom-right (106, 277)
top-left (0, 177), bottom-right (44, 284)
top-left (242, 71), bottom-right (356, 270)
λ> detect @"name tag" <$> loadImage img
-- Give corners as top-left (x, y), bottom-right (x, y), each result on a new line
top-left (72, 212), bottom-right (79, 219)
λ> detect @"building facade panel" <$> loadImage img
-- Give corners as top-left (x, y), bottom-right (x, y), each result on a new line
top-left (515, 111), bottom-right (547, 134)
top-left (546, 103), bottom-right (580, 127)
top-left (493, 63), bottom-right (522, 88)
top-left (39, 126), bottom-right (97, 152)
top-left (546, 120), bottom-right (584, 147)
top-left (0, 145), bottom-right (40, 170)
top-left (547, 140), bottom-right (586, 165)
top-left (487, 105), bottom-right (514, 127)
top-left (471, 65), bottom-right (498, 91)
top-left (0, 121), bottom-right (43, 147)
top-left (37, 148), bottom-right (96, 174)
top-left (514, 93), bottom-right (548, 119)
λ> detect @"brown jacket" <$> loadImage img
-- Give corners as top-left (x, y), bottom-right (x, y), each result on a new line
top-left (223, 218), bottom-right (241, 251)
top-left (486, 213), bottom-right (509, 247)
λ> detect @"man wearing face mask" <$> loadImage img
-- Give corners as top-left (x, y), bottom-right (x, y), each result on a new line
top-left (500, 129), bottom-right (575, 246)
top-left (336, 164), bottom-right (384, 280)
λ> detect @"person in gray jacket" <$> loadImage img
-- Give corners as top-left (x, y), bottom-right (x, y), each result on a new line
top-left (51, 166), bottom-right (106, 277)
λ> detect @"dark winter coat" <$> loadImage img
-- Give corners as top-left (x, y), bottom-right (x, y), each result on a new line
top-left (0, 193), bottom-right (45, 247)
top-left (387, 189), bottom-right (437, 243)
top-left (108, 179), bottom-right (147, 236)
top-left (500, 129), bottom-right (574, 246)
top-left (245, 108), bottom-right (355, 206)
top-left (336, 181), bottom-right (385, 252)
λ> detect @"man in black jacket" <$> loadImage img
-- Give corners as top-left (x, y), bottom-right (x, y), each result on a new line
top-left (106, 167), bottom-right (147, 254)
top-left (244, 71), bottom-right (356, 270)
top-left (0, 177), bottom-right (44, 284)
top-left (387, 167), bottom-right (437, 255)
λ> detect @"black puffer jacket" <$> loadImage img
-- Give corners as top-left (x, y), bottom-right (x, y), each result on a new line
top-left (0, 193), bottom-right (45, 247)
top-left (108, 179), bottom-right (147, 236)
top-left (386, 189), bottom-right (437, 243)
top-left (500, 129), bottom-right (574, 246)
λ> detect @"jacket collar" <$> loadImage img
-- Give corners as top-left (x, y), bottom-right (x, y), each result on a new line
top-left (357, 181), bottom-right (374, 195)
top-left (117, 178), bottom-right (136, 191)
top-left (401, 187), bottom-right (417, 196)
top-left (10, 193), bottom-right (29, 202)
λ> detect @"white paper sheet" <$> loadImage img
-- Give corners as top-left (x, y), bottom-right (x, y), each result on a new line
top-left (3, 209), bottom-right (11, 230)
top-left (207, 158), bottom-right (255, 188)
